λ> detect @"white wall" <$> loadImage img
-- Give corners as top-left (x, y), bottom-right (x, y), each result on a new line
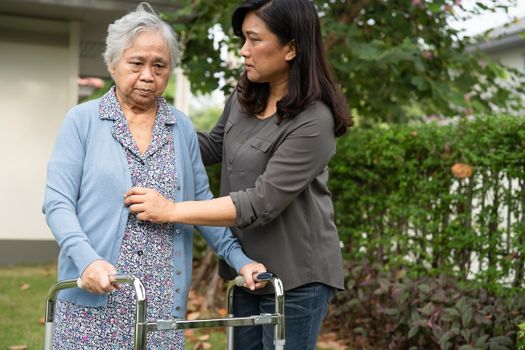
top-left (0, 16), bottom-right (78, 240)
top-left (487, 46), bottom-right (525, 72)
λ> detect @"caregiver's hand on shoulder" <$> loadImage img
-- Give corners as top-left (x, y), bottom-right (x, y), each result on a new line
top-left (79, 259), bottom-right (119, 294)
top-left (240, 262), bottom-right (267, 291)
top-left (124, 187), bottom-right (175, 224)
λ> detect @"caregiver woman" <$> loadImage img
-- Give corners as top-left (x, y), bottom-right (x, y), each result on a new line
top-left (125, 0), bottom-right (351, 348)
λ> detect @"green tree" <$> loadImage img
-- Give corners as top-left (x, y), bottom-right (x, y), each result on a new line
top-left (191, 105), bottom-right (223, 131)
top-left (163, 0), bottom-right (524, 124)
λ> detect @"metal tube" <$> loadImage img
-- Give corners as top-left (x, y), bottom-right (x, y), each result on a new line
top-left (128, 276), bottom-right (147, 350)
top-left (43, 274), bottom-right (145, 350)
top-left (148, 314), bottom-right (279, 332)
top-left (271, 276), bottom-right (286, 350)
top-left (226, 282), bottom-right (236, 350)
top-left (45, 272), bottom-right (285, 349)
top-left (225, 273), bottom-right (285, 350)
top-left (44, 322), bottom-right (53, 350)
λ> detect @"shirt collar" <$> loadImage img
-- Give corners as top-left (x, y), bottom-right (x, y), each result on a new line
top-left (99, 86), bottom-right (176, 125)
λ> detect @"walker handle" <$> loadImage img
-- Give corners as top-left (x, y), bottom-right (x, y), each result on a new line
top-left (233, 272), bottom-right (275, 286)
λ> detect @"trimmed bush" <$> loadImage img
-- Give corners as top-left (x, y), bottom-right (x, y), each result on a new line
top-left (330, 116), bottom-right (525, 290)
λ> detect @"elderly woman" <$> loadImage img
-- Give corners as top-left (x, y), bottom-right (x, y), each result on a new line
top-left (43, 3), bottom-right (265, 349)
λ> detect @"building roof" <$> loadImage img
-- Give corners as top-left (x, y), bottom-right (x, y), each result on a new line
top-left (0, 0), bottom-right (180, 77)
top-left (474, 17), bottom-right (525, 53)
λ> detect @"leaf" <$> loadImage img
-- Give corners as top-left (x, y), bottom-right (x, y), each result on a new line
top-left (353, 327), bottom-right (366, 334)
top-left (411, 76), bottom-right (429, 92)
top-left (444, 307), bottom-right (461, 318)
top-left (382, 308), bottom-right (399, 316)
top-left (8, 346), bottom-right (27, 350)
top-left (456, 297), bottom-right (468, 314)
top-left (186, 312), bottom-right (201, 320)
top-left (420, 302), bottom-right (434, 316)
top-left (458, 346), bottom-right (475, 350)
top-left (184, 329), bottom-right (195, 339)
top-left (439, 330), bottom-right (454, 348)
top-left (461, 329), bottom-right (471, 343)
top-left (475, 335), bottom-right (490, 347)
top-left (462, 308), bottom-right (473, 327)
top-left (216, 308), bottom-right (227, 317)
top-left (489, 336), bottom-right (514, 346)
top-left (488, 345), bottom-right (509, 350)
top-left (432, 324), bottom-right (443, 339)
top-left (408, 325), bottom-right (419, 339)
top-left (427, 2), bottom-right (442, 13)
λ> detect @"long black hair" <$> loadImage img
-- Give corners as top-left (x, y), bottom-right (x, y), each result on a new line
top-left (232, 0), bottom-right (351, 136)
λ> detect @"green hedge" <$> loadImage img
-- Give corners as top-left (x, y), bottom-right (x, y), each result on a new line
top-left (329, 116), bottom-right (525, 291)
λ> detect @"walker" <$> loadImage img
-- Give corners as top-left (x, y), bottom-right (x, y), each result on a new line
top-left (44, 272), bottom-right (285, 350)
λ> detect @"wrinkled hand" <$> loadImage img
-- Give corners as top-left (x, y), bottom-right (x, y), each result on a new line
top-left (124, 187), bottom-right (174, 224)
top-left (239, 262), bottom-right (267, 291)
top-left (79, 260), bottom-right (119, 294)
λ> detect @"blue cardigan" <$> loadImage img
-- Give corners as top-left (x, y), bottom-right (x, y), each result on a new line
top-left (43, 97), bottom-right (252, 318)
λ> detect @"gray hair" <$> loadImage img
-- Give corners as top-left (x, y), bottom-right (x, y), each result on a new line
top-left (103, 2), bottom-right (179, 70)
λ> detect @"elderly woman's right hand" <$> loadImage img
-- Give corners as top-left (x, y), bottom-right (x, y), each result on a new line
top-left (79, 260), bottom-right (119, 294)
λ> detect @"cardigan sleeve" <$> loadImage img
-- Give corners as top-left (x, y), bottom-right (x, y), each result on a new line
top-left (43, 108), bottom-right (102, 275)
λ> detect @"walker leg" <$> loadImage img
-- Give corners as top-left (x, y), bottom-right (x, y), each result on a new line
top-left (226, 281), bottom-right (236, 350)
top-left (44, 322), bottom-right (53, 350)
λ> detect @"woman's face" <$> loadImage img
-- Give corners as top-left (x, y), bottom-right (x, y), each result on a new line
top-left (109, 30), bottom-right (171, 111)
top-left (240, 11), bottom-right (295, 86)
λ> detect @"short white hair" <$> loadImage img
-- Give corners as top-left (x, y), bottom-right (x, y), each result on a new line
top-left (103, 2), bottom-right (179, 70)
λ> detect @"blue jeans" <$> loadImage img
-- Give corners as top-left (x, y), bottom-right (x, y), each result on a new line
top-left (232, 282), bottom-right (335, 350)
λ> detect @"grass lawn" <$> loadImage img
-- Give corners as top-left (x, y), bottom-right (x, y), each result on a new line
top-left (0, 263), bottom-right (56, 349)
top-left (0, 264), bottom-right (341, 349)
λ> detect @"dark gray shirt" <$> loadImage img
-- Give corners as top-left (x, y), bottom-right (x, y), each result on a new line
top-left (198, 93), bottom-right (344, 292)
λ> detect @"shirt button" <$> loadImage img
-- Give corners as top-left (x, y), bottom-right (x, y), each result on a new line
top-left (175, 306), bottom-right (181, 311)
top-left (175, 250), bottom-right (181, 257)
top-left (228, 158), bottom-right (233, 164)
top-left (175, 229), bottom-right (181, 234)
top-left (175, 288), bottom-right (181, 293)
top-left (137, 250), bottom-right (144, 256)
top-left (175, 270), bottom-right (181, 275)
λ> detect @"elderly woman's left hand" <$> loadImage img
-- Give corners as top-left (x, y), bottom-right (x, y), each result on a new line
top-left (124, 187), bottom-right (175, 223)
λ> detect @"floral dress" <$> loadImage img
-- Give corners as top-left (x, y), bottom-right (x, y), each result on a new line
top-left (52, 89), bottom-right (184, 349)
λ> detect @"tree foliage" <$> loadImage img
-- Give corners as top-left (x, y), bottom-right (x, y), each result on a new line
top-left (163, 0), bottom-right (524, 124)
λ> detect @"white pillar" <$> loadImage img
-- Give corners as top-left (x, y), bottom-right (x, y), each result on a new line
top-left (174, 67), bottom-right (190, 115)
